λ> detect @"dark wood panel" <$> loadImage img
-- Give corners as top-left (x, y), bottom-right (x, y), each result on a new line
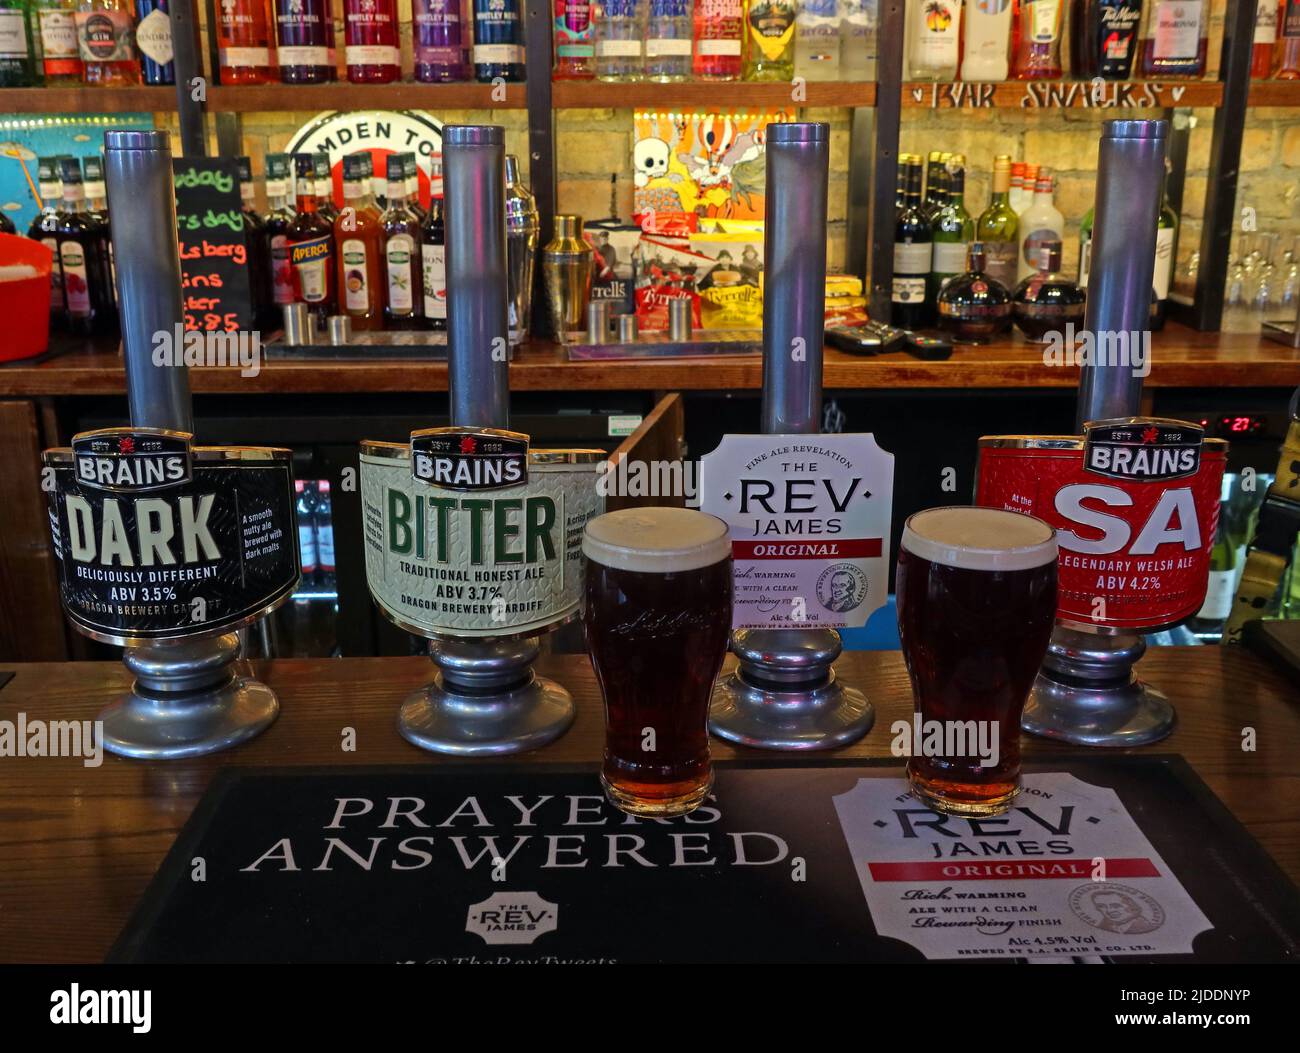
top-left (0, 402), bottom-right (67, 661)
top-left (0, 86), bottom-right (177, 114)
top-left (552, 80), bottom-right (876, 109)
top-left (2, 325), bottom-right (1295, 395)
top-left (205, 82), bottom-right (528, 112)
top-left (0, 646), bottom-right (1295, 961)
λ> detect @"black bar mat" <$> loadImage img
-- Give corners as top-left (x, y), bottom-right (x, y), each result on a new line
top-left (108, 756), bottom-right (1300, 963)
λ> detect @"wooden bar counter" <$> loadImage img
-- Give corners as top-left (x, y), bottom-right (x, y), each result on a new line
top-left (0, 645), bottom-right (1296, 963)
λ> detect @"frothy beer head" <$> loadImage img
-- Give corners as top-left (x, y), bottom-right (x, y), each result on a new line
top-left (902, 506), bottom-right (1057, 572)
top-left (582, 506), bottom-right (732, 573)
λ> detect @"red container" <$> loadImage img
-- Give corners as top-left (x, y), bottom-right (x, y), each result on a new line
top-left (0, 233), bottom-right (54, 362)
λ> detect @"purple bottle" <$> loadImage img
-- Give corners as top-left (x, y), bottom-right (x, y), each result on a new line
top-left (414, 0), bottom-right (471, 81)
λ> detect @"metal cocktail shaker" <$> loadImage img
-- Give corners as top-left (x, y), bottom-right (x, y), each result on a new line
top-left (542, 214), bottom-right (593, 339)
top-left (505, 154), bottom-right (539, 339)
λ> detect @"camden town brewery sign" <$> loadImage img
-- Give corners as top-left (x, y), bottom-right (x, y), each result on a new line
top-left (976, 417), bottom-right (1227, 632)
top-left (360, 428), bottom-right (604, 638)
top-left (43, 428), bottom-right (300, 644)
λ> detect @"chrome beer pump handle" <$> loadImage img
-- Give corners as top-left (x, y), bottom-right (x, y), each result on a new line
top-left (708, 123), bottom-right (873, 751)
top-left (1022, 119), bottom-right (1175, 748)
top-left (397, 126), bottom-right (575, 756)
top-left (96, 131), bottom-right (278, 759)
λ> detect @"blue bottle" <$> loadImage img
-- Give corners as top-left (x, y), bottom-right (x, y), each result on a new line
top-left (473, 0), bottom-right (526, 82)
top-left (134, 0), bottom-right (176, 85)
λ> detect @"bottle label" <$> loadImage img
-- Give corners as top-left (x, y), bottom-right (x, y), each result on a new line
top-left (221, 45), bottom-right (271, 67)
top-left (747, 0), bottom-right (796, 61)
top-left (42, 236), bottom-right (64, 310)
top-left (386, 234), bottom-right (416, 313)
top-left (555, 0), bottom-right (592, 51)
top-left (596, 39), bottom-right (641, 56)
top-left (341, 239), bottom-right (370, 312)
top-left (39, 12), bottom-right (80, 66)
top-left (0, 11), bottom-right (29, 60)
top-left (1196, 568), bottom-right (1235, 620)
top-left (1284, 0), bottom-right (1300, 37)
top-left (59, 243), bottom-right (91, 317)
top-left (891, 276), bottom-right (926, 304)
top-left (422, 242), bottom-right (446, 318)
top-left (913, 0), bottom-right (960, 65)
top-left (289, 235), bottom-right (332, 303)
top-left (473, 42), bottom-right (522, 62)
top-left (278, 44), bottom-right (330, 65)
top-left (1022, 228), bottom-right (1061, 268)
top-left (1153, 225), bottom-right (1175, 300)
top-left (931, 240), bottom-right (969, 275)
top-left (136, 8), bottom-right (174, 65)
top-left (317, 520), bottom-right (335, 572)
top-left (983, 242), bottom-right (1017, 288)
top-left (345, 44), bottom-right (400, 66)
top-left (697, 38), bottom-right (741, 55)
top-left (646, 38), bottom-right (693, 56)
top-left (75, 10), bottom-right (135, 63)
top-left (1152, 0), bottom-right (1203, 59)
top-left (1025, 0), bottom-right (1061, 42)
top-left (893, 240), bottom-right (931, 275)
top-left (1255, 1), bottom-right (1277, 44)
top-left (1078, 235), bottom-right (1092, 289)
top-left (270, 233), bottom-right (295, 305)
top-left (298, 521), bottom-right (318, 572)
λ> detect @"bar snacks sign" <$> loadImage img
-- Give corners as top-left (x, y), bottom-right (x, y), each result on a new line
top-left (699, 433), bottom-right (895, 630)
top-left (359, 433), bottom-right (603, 638)
top-left (43, 428), bottom-right (300, 644)
top-left (977, 418), bottom-right (1227, 631)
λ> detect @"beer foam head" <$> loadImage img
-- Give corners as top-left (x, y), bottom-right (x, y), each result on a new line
top-left (583, 507), bottom-right (732, 573)
top-left (903, 506), bottom-right (1057, 572)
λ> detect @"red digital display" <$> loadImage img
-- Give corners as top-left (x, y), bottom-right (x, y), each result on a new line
top-left (1216, 414), bottom-right (1265, 436)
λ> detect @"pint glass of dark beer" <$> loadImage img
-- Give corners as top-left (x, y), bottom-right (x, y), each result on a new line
top-left (896, 506), bottom-right (1058, 816)
top-left (582, 506), bottom-right (733, 817)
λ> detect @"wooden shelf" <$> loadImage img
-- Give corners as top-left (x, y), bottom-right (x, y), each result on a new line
top-left (3, 324), bottom-right (1294, 397)
top-left (552, 80), bottom-right (876, 109)
top-left (0, 86), bottom-right (177, 114)
top-left (205, 81), bottom-right (528, 112)
top-left (902, 79), bottom-right (1223, 109)
top-left (1246, 80), bottom-right (1300, 106)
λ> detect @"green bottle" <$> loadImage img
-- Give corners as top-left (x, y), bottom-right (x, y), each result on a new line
top-left (742, 0), bottom-right (797, 81)
top-left (929, 154), bottom-right (975, 305)
top-left (0, 0), bottom-right (42, 86)
top-left (975, 154), bottom-right (1019, 292)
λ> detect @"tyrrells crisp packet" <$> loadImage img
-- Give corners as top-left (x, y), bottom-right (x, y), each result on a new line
top-left (584, 220), bottom-right (641, 318)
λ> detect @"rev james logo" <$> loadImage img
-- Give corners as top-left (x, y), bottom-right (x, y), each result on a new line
top-left (466, 891), bottom-right (559, 946)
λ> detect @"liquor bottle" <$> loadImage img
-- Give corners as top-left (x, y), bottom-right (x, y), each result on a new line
top-left (742, 0), bottom-right (795, 80)
top-left (315, 480), bottom-right (336, 590)
top-left (839, 0), bottom-right (875, 79)
top-left (344, 0), bottom-right (399, 83)
top-left (892, 158), bottom-right (932, 329)
top-left (287, 153), bottom-right (337, 329)
top-left (1077, 204), bottom-right (1092, 288)
top-left (693, 0), bottom-right (742, 78)
top-left (1013, 245), bottom-right (1084, 340)
top-left (76, 0), bottom-right (141, 84)
top-left (554, 0), bottom-right (594, 76)
top-left (794, 0), bottom-right (840, 81)
top-left (922, 150), bottom-right (946, 219)
top-left (414, 0), bottom-right (471, 81)
top-left (335, 152), bottom-right (384, 330)
top-left (595, 0), bottom-right (645, 80)
top-left (28, 158), bottom-right (66, 329)
top-left (217, 0), bottom-right (273, 83)
top-left (906, 0), bottom-right (959, 80)
top-left (0, 0), bottom-right (42, 85)
top-left (1277, 0), bottom-right (1300, 77)
top-left (313, 151), bottom-right (338, 223)
top-left (1140, 0), bottom-right (1208, 78)
top-left (37, 0), bottom-right (83, 82)
top-left (962, 0), bottom-right (1012, 81)
top-left (420, 186), bottom-right (446, 330)
top-left (381, 153), bottom-right (424, 330)
top-left (264, 153), bottom-right (297, 314)
top-left (1012, 0), bottom-right (1063, 78)
top-left (929, 154), bottom-right (974, 304)
top-left (276, 0), bottom-right (336, 83)
top-left (975, 154), bottom-right (1019, 291)
top-left (1011, 161), bottom-right (1037, 214)
top-left (133, 0), bottom-right (173, 83)
top-left (402, 153), bottom-right (426, 219)
top-left (473, 0), bottom-right (525, 81)
top-left (646, 0), bottom-right (693, 81)
top-left (1188, 475), bottom-right (1237, 637)
top-left (55, 157), bottom-right (115, 336)
top-left (236, 156), bottom-right (272, 330)
top-left (1071, 0), bottom-right (1142, 80)
top-left (1016, 168), bottom-right (1063, 282)
top-left (1152, 179), bottom-right (1177, 329)
top-left (1252, 0), bottom-right (1277, 78)
top-left (936, 242), bottom-right (1013, 342)
top-left (81, 153), bottom-right (116, 303)
top-left (295, 480), bottom-right (319, 587)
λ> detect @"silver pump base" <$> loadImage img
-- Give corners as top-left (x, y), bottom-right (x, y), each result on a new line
top-left (99, 632), bottom-right (279, 759)
top-left (397, 635), bottom-right (576, 755)
top-left (1021, 625), bottom-right (1175, 747)
top-left (709, 628), bottom-right (874, 750)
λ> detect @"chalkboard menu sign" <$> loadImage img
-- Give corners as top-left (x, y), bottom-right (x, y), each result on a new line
top-left (110, 757), bottom-right (1300, 963)
top-left (172, 157), bottom-right (255, 333)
